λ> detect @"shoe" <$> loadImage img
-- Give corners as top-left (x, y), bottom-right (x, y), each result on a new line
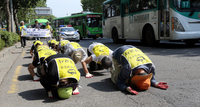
top-left (48, 91), bottom-right (54, 98)
top-left (73, 88), bottom-right (80, 95)
top-left (33, 75), bottom-right (40, 81)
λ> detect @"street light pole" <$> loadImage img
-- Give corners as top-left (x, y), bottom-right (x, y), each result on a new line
top-left (10, 0), bottom-right (14, 32)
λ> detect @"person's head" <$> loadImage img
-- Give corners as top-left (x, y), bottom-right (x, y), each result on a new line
top-left (47, 21), bottom-right (49, 25)
top-left (101, 56), bottom-right (112, 69)
top-left (131, 72), bottom-right (153, 90)
top-left (35, 20), bottom-right (38, 24)
top-left (71, 50), bottom-right (83, 63)
top-left (20, 21), bottom-right (24, 26)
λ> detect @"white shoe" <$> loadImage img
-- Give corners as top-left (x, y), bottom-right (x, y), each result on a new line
top-left (73, 88), bottom-right (80, 95)
top-left (33, 75), bottom-right (40, 81)
top-left (48, 91), bottom-right (53, 98)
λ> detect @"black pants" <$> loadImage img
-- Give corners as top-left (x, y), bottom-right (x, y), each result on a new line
top-left (20, 37), bottom-right (26, 47)
top-left (87, 49), bottom-right (103, 71)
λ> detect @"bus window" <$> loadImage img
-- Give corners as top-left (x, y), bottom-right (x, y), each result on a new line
top-left (124, 4), bottom-right (129, 14)
top-left (87, 17), bottom-right (102, 27)
top-left (140, 0), bottom-right (157, 10)
top-left (129, 0), bottom-right (140, 13)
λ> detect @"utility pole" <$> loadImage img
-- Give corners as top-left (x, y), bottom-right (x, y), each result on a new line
top-left (10, 0), bottom-right (14, 32)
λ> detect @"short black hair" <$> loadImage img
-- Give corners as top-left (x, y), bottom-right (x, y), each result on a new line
top-left (101, 56), bottom-right (112, 69)
top-left (35, 20), bottom-right (38, 23)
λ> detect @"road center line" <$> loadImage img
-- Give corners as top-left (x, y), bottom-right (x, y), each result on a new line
top-left (7, 66), bottom-right (22, 94)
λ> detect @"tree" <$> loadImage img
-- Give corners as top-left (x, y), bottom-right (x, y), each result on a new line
top-left (12, 0), bottom-right (46, 34)
top-left (81, 0), bottom-right (106, 12)
top-left (4, 0), bottom-right (11, 32)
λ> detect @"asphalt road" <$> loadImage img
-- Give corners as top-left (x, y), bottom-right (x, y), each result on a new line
top-left (0, 38), bottom-right (200, 107)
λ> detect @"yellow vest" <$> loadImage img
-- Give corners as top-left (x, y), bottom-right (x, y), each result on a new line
top-left (61, 40), bottom-right (70, 47)
top-left (38, 49), bottom-right (57, 59)
top-left (55, 58), bottom-right (80, 81)
top-left (122, 48), bottom-right (152, 69)
top-left (20, 26), bottom-right (25, 32)
top-left (46, 25), bottom-right (51, 30)
top-left (70, 42), bottom-right (82, 49)
top-left (92, 44), bottom-right (109, 57)
top-left (36, 45), bottom-right (49, 52)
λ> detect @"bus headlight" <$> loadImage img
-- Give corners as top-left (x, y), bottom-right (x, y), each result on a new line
top-left (172, 17), bottom-right (185, 32)
top-left (87, 30), bottom-right (91, 34)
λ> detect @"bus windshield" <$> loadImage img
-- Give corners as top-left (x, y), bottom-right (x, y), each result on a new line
top-left (87, 15), bottom-right (102, 28)
top-left (174, 0), bottom-right (200, 11)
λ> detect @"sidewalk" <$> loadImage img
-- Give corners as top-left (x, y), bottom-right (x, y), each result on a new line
top-left (0, 42), bottom-right (23, 85)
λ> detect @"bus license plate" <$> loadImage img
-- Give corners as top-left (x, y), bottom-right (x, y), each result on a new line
top-left (96, 34), bottom-right (100, 37)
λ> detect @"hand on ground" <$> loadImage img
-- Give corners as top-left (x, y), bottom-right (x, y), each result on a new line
top-left (126, 87), bottom-right (138, 95)
top-left (156, 82), bottom-right (169, 90)
top-left (85, 73), bottom-right (94, 78)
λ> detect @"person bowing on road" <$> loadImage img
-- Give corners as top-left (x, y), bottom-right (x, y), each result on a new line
top-left (63, 42), bottom-right (87, 64)
top-left (28, 44), bottom-right (56, 81)
top-left (38, 54), bottom-right (81, 98)
top-left (81, 42), bottom-right (113, 78)
top-left (111, 45), bottom-right (169, 95)
top-left (57, 40), bottom-right (70, 54)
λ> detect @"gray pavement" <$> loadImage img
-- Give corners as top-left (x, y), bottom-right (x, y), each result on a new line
top-left (0, 41), bottom-right (29, 85)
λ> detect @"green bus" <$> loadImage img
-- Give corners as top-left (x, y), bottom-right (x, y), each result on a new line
top-left (103, 0), bottom-right (200, 46)
top-left (52, 12), bottom-right (103, 40)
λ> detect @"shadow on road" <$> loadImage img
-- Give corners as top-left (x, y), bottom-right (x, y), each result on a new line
top-left (18, 88), bottom-right (60, 103)
top-left (87, 78), bottom-right (118, 92)
top-left (18, 74), bottom-right (32, 81)
top-left (78, 68), bottom-right (105, 77)
top-left (23, 56), bottom-right (32, 59)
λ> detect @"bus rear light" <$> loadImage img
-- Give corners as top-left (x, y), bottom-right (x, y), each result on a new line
top-left (172, 17), bottom-right (185, 32)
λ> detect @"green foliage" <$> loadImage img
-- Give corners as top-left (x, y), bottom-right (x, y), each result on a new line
top-left (0, 31), bottom-right (19, 47)
top-left (81, 0), bottom-right (106, 12)
top-left (0, 39), bottom-right (5, 50)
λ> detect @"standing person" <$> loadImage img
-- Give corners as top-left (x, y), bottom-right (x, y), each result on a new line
top-left (39, 54), bottom-right (81, 98)
top-left (81, 42), bottom-right (113, 78)
top-left (32, 20), bottom-right (40, 40)
top-left (111, 45), bottom-right (169, 95)
top-left (46, 21), bottom-right (53, 41)
top-left (19, 21), bottom-right (27, 48)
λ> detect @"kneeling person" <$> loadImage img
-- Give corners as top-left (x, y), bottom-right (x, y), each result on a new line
top-left (57, 40), bottom-right (70, 54)
top-left (111, 45), bottom-right (169, 95)
top-left (39, 54), bottom-right (81, 98)
top-left (82, 42), bottom-right (113, 78)
top-left (28, 45), bottom-right (56, 81)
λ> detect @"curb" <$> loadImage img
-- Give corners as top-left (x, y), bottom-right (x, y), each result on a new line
top-left (0, 42), bottom-right (20, 59)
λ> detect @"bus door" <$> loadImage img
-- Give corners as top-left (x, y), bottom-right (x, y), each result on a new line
top-left (82, 16), bottom-right (87, 38)
top-left (159, 0), bottom-right (170, 39)
top-left (121, 2), bottom-right (130, 39)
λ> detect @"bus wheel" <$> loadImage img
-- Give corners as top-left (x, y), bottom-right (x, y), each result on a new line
top-left (143, 26), bottom-right (158, 46)
top-left (184, 39), bottom-right (197, 46)
top-left (112, 28), bottom-right (126, 44)
top-left (93, 37), bottom-right (97, 40)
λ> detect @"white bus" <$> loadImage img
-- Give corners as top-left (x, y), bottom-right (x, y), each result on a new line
top-left (102, 0), bottom-right (200, 46)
